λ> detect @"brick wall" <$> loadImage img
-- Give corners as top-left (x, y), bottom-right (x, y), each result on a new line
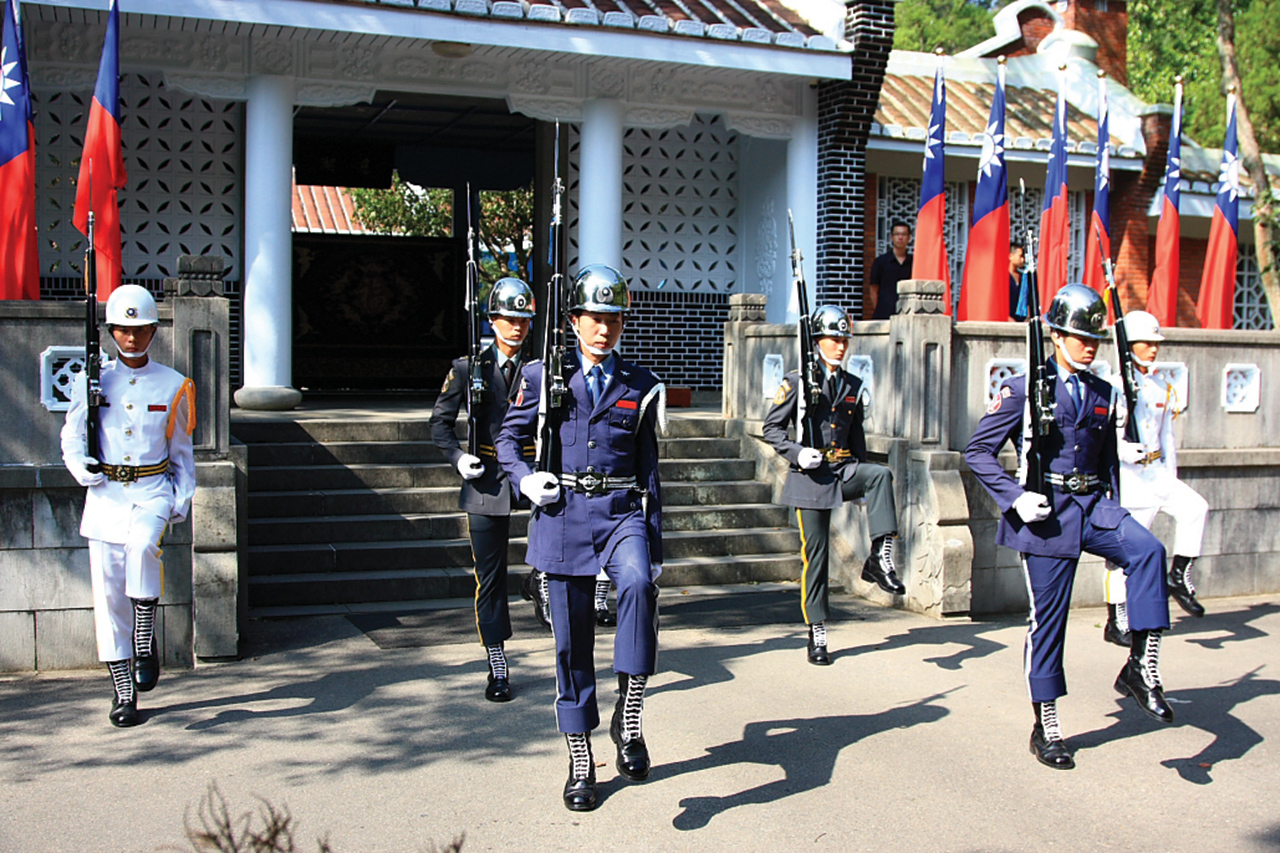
top-left (1112, 107), bottom-right (1171, 308)
top-left (624, 290), bottom-right (729, 389)
top-left (1062, 0), bottom-right (1129, 87)
top-left (816, 1), bottom-right (894, 315)
top-left (1178, 237), bottom-right (1209, 327)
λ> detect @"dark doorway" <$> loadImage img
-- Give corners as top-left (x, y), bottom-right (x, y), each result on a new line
top-left (290, 92), bottom-right (538, 391)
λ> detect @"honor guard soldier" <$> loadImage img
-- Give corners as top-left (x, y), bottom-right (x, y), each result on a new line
top-left (431, 277), bottom-right (538, 702)
top-left (1102, 310), bottom-right (1209, 645)
top-left (965, 285), bottom-right (1174, 770)
top-left (762, 305), bottom-right (904, 666)
top-left (60, 285), bottom-right (196, 727)
top-left (496, 265), bottom-right (664, 812)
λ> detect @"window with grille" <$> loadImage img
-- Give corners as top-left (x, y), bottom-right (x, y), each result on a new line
top-left (876, 176), bottom-right (968, 287)
top-left (1235, 246), bottom-right (1275, 330)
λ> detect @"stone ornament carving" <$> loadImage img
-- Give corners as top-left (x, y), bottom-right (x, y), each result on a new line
top-left (510, 61), bottom-right (549, 94)
top-left (1222, 363), bottom-right (1261, 413)
top-left (592, 68), bottom-right (626, 98)
top-left (253, 41), bottom-right (295, 75)
top-left (341, 46), bottom-right (379, 80)
top-left (30, 67), bottom-right (97, 89)
top-left (985, 358), bottom-right (1026, 405)
top-left (507, 95), bottom-right (583, 122)
top-left (755, 198), bottom-right (778, 299)
top-left (163, 255), bottom-right (230, 298)
top-left (625, 107), bottom-right (695, 129)
top-left (897, 279), bottom-right (945, 315)
top-left (723, 114), bottom-right (794, 139)
top-left (41, 347), bottom-right (113, 413)
top-left (296, 83), bottom-right (378, 108)
top-left (165, 74), bottom-right (248, 101)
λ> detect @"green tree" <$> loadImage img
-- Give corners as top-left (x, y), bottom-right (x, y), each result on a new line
top-left (892, 0), bottom-right (995, 54)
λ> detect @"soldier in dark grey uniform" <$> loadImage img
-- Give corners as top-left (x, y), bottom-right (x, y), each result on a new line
top-left (431, 278), bottom-right (537, 702)
top-left (762, 305), bottom-right (904, 665)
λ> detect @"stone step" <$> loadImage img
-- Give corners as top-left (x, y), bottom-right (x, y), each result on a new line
top-left (247, 503), bottom-right (794, 546)
top-left (246, 527), bottom-right (801, 576)
top-left (247, 553), bottom-right (801, 609)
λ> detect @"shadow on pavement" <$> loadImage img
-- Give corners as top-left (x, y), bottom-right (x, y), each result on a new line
top-left (658, 690), bottom-right (956, 830)
top-left (1170, 601), bottom-right (1279, 650)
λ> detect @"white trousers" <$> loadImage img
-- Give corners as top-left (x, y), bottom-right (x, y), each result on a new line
top-left (88, 508), bottom-right (168, 661)
top-left (1105, 478), bottom-right (1209, 604)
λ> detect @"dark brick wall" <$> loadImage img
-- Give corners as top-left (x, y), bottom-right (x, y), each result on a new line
top-left (624, 290), bottom-right (730, 390)
top-left (1113, 108), bottom-right (1171, 309)
top-left (816, 1), bottom-right (894, 315)
top-left (1062, 0), bottom-right (1129, 87)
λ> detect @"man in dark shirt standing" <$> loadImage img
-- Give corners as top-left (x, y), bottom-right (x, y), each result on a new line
top-left (1008, 242), bottom-right (1027, 321)
top-left (868, 221), bottom-right (913, 319)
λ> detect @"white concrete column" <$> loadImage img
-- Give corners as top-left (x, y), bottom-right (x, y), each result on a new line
top-left (234, 75), bottom-right (302, 411)
top-left (784, 85), bottom-right (819, 324)
top-left (577, 99), bottom-right (625, 270)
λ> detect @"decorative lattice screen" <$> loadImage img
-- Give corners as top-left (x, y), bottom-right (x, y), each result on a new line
top-left (1235, 247), bottom-right (1275, 331)
top-left (875, 176), bottom-right (968, 288)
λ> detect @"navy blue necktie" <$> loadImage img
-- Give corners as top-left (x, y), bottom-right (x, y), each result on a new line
top-left (588, 365), bottom-right (603, 407)
top-left (1069, 375), bottom-right (1085, 426)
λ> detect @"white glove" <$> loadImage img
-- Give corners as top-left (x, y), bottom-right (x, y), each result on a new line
top-left (457, 453), bottom-right (485, 480)
top-left (797, 448), bottom-right (823, 470)
top-left (650, 564), bottom-right (663, 581)
top-left (1117, 441), bottom-right (1145, 465)
top-left (1012, 491), bottom-right (1052, 524)
top-left (520, 472), bottom-right (561, 507)
top-left (67, 455), bottom-right (106, 488)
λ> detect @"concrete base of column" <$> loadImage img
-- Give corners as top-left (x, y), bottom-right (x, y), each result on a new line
top-left (234, 385), bottom-right (303, 411)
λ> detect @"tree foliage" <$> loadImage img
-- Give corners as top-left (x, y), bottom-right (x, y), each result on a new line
top-left (1128, 0), bottom-right (1280, 152)
top-left (348, 174), bottom-right (535, 287)
top-left (892, 0), bottom-right (995, 54)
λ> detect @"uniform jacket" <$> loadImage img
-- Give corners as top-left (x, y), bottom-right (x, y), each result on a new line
top-left (1117, 369), bottom-right (1181, 508)
top-left (430, 346), bottom-right (533, 516)
top-left (762, 368), bottom-right (869, 510)
top-left (496, 350), bottom-right (663, 575)
top-left (964, 362), bottom-right (1127, 559)
top-left (60, 359), bottom-right (196, 543)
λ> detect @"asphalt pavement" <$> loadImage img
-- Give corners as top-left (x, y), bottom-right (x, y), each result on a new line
top-left (2, 585), bottom-right (1278, 853)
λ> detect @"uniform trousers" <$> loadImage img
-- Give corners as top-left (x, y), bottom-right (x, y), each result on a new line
top-left (795, 462), bottom-right (896, 625)
top-left (546, 534), bottom-right (659, 734)
top-left (467, 513), bottom-right (513, 648)
top-left (1022, 512), bottom-right (1169, 702)
top-left (88, 506), bottom-right (168, 662)
top-left (1104, 477), bottom-right (1209, 604)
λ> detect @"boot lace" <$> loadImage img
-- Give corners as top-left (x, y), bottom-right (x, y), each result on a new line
top-left (538, 572), bottom-right (551, 622)
top-left (810, 621), bottom-right (827, 648)
top-left (594, 578), bottom-right (611, 611)
top-left (622, 674), bottom-right (647, 741)
top-left (1039, 700), bottom-right (1063, 743)
top-left (1140, 632), bottom-right (1164, 689)
top-left (567, 732), bottom-right (592, 780)
top-left (133, 598), bottom-right (157, 658)
top-left (1115, 601), bottom-right (1130, 634)
top-left (486, 644), bottom-right (508, 680)
top-left (1180, 558), bottom-right (1197, 595)
top-left (109, 660), bottom-right (134, 704)
top-left (879, 535), bottom-right (897, 574)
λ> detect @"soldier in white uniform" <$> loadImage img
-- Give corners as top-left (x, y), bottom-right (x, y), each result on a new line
top-left (60, 285), bottom-right (196, 727)
top-left (1103, 310), bottom-right (1208, 646)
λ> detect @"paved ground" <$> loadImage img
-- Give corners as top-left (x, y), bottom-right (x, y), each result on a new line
top-left (2, 588), bottom-right (1278, 853)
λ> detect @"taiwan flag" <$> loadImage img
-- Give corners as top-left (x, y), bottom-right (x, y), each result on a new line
top-left (959, 59), bottom-right (1009, 322)
top-left (72, 0), bottom-right (126, 300)
top-left (914, 54), bottom-right (951, 313)
top-left (1038, 67), bottom-right (1069, 306)
top-left (1082, 73), bottom-right (1111, 299)
top-left (1196, 93), bottom-right (1239, 330)
top-left (1146, 79), bottom-right (1183, 327)
top-left (0, 0), bottom-right (38, 300)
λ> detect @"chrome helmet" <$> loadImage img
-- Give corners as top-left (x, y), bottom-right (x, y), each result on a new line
top-left (1123, 310), bottom-right (1165, 343)
top-left (569, 264), bottom-right (630, 314)
top-left (1045, 284), bottom-right (1107, 340)
top-left (105, 284), bottom-right (159, 327)
top-left (488, 277), bottom-right (536, 318)
top-left (810, 304), bottom-right (852, 339)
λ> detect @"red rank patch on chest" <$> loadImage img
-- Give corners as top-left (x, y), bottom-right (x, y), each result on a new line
top-left (148, 404), bottom-right (167, 412)
top-left (1094, 406), bottom-right (1108, 415)
top-left (845, 396), bottom-right (857, 403)
top-left (615, 399), bottom-right (637, 410)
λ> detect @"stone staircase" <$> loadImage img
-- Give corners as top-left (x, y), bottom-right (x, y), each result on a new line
top-left (233, 414), bottom-right (801, 614)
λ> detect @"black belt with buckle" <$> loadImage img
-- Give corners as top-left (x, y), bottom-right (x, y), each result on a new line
top-left (1047, 471), bottom-right (1102, 495)
top-left (100, 459), bottom-right (169, 483)
top-left (822, 446), bottom-right (852, 463)
top-left (560, 472), bottom-right (638, 496)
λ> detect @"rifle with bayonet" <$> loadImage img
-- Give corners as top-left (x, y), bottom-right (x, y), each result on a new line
top-left (1095, 223), bottom-right (1141, 444)
top-left (1020, 179), bottom-right (1053, 498)
top-left (786, 210), bottom-right (824, 451)
top-left (83, 167), bottom-right (105, 474)
top-left (535, 122), bottom-right (568, 474)
top-left (464, 183), bottom-right (484, 458)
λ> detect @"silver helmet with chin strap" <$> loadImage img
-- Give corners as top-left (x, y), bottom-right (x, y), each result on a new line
top-left (569, 264), bottom-right (630, 314)
top-left (488, 277), bottom-right (536, 318)
top-left (1045, 284), bottom-right (1107, 340)
top-left (810, 305), bottom-right (852, 339)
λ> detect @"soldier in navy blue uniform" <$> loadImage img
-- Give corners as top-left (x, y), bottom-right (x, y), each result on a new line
top-left (431, 278), bottom-right (537, 703)
top-left (965, 284), bottom-right (1174, 770)
top-left (762, 305), bottom-right (904, 666)
top-left (497, 265), bottom-right (664, 812)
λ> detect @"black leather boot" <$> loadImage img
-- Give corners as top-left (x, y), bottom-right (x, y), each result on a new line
top-left (521, 570), bottom-right (551, 631)
top-left (1029, 701), bottom-right (1074, 769)
top-left (563, 732), bottom-right (598, 811)
top-left (131, 598), bottom-right (160, 692)
top-left (484, 644), bottom-right (512, 703)
top-left (594, 578), bottom-right (616, 627)
top-left (1103, 603), bottom-right (1131, 647)
top-left (611, 674), bottom-right (651, 781)
top-left (108, 660), bottom-right (139, 728)
top-left (807, 622), bottom-right (830, 666)
top-left (861, 535), bottom-right (906, 595)
top-left (1115, 630), bottom-right (1174, 724)
top-left (1168, 555), bottom-right (1205, 617)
